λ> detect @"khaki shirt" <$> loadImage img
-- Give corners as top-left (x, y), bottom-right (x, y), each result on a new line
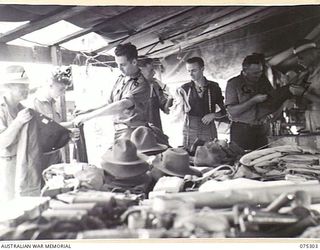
top-left (108, 70), bottom-right (150, 126)
top-left (225, 74), bottom-right (272, 125)
top-left (0, 97), bottom-right (23, 157)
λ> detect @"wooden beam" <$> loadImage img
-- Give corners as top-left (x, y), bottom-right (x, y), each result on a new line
top-left (183, 7), bottom-right (288, 53)
top-left (50, 7), bottom-right (136, 46)
top-left (51, 45), bottom-right (62, 66)
top-left (267, 19), bottom-right (320, 67)
top-left (136, 6), bottom-right (250, 52)
top-left (51, 45), bottom-right (69, 162)
top-left (0, 43), bottom-right (50, 63)
top-left (92, 6), bottom-right (196, 54)
top-left (146, 7), bottom-right (286, 58)
top-left (0, 6), bottom-right (91, 43)
top-left (306, 22), bottom-right (320, 40)
top-left (0, 43), bottom-right (113, 66)
top-left (138, 7), bottom-right (266, 55)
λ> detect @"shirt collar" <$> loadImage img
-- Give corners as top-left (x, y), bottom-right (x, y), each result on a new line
top-left (120, 69), bottom-right (142, 81)
top-left (191, 77), bottom-right (209, 88)
top-left (241, 72), bottom-right (255, 86)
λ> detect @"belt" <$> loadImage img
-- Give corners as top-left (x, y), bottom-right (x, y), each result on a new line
top-left (232, 121), bottom-right (263, 127)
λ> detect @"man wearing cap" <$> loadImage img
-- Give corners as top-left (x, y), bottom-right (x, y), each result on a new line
top-left (74, 43), bottom-right (150, 140)
top-left (291, 39), bottom-right (320, 132)
top-left (27, 66), bottom-right (80, 174)
top-left (139, 58), bottom-right (173, 132)
top-left (0, 65), bottom-right (33, 201)
top-left (176, 57), bottom-right (226, 152)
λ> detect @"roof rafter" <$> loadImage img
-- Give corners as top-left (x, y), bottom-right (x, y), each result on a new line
top-left (92, 6), bottom-right (196, 54)
top-left (142, 7), bottom-right (282, 57)
top-left (0, 6), bottom-right (92, 43)
top-left (49, 7), bottom-right (136, 46)
top-left (0, 43), bottom-right (113, 65)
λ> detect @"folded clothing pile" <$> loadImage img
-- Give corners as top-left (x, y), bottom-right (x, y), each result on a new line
top-left (236, 145), bottom-right (320, 181)
top-left (42, 163), bottom-right (105, 196)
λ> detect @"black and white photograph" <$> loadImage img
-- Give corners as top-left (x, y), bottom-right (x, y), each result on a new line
top-left (0, 2), bottom-right (320, 245)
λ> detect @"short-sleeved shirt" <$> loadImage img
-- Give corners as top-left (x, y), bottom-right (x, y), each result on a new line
top-left (31, 91), bottom-right (62, 123)
top-left (0, 97), bottom-right (23, 157)
top-left (225, 74), bottom-right (273, 125)
top-left (181, 78), bottom-right (224, 117)
top-left (108, 70), bottom-right (150, 126)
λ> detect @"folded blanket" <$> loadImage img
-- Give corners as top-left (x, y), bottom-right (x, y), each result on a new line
top-left (279, 155), bottom-right (320, 165)
top-left (249, 152), bottom-right (283, 167)
top-left (239, 145), bottom-right (317, 167)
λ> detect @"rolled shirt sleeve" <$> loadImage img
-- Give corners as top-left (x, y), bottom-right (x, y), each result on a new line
top-left (225, 79), bottom-right (239, 107)
top-left (111, 72), bottom-right (150, 126)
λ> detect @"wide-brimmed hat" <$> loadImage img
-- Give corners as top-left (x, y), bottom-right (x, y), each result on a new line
top-left (152, 148), bottom-right (202, 177)
top-left (130, 126), bottom-right (168, 155)
top-left (101, 139), bottom-right (149, 178)
top-left (194, 145), bottom-right (224, 167)
top-left (1, 65), bottom-right (30, 85)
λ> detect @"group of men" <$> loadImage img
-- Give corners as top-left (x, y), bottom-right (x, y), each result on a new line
top-left (74, 40), bottom-right (320, 152)
top-left (1, 40), bottom-right (319, 200)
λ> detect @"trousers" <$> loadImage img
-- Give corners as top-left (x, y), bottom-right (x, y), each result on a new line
top-left (0, 156), bottom-right (16, 202)
top-left (183, 115), bottom-right (217, 151)
top-left (230, 122), bottom-right (268, 151)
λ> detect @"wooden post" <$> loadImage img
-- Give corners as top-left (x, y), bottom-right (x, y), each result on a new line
top-left (51, 45), bottom-right (70, 163)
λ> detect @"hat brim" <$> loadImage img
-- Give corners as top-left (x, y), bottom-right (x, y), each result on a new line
top-left (101, 161), bottom-right (149, 178)
top-left (1, 77), bottom-right (30, 86)
top-left (152, 157), bottom-right (202, 178)
top-left (138, 143), bottom-right (168, 155)
top-left (101, 151), bottom-right (149, 178)
top-left (102, 150), bottom-right (148, 165)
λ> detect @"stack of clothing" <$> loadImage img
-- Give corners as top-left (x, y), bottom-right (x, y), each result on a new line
top-left (41, 162), bottom-right (105, 197)
top-left (236, 145), bottom-right (320, 181)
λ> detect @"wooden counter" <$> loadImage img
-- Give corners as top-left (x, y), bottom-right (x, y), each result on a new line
top-left (268, 134), bottom-right (320, 150)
